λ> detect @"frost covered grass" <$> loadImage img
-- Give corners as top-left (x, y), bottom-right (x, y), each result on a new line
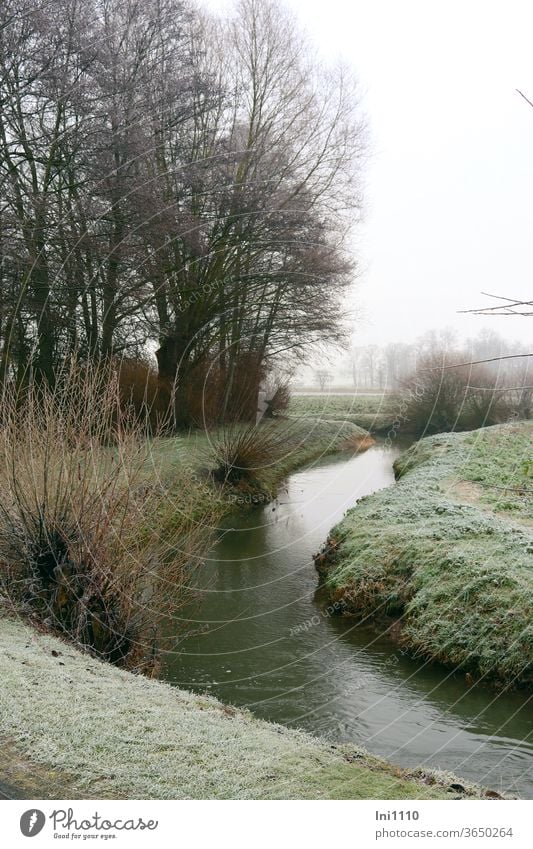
top-left (288, 393), bottom-right (399, 432)
top-left (317, 423), bottom-right (533, 688)
top-left (0, 415), bottom-right (511, 799)
top-left (0, 612), bottom-right (492, 799)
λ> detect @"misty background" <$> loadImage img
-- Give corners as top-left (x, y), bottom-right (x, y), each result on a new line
top-left (204, 0), bottom-right (533, 379)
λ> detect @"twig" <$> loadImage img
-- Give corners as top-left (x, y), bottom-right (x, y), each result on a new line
top-left (517, 88), bottom-right (533, 109)
top-left (465, 385), bottom-right (533, 392)
top-left (459, 291), bottom-right (533, 316)
top-left (422, 353), bottom-right (533, 371)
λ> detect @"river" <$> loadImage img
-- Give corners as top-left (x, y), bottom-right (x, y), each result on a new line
top-left (162, 440), bottom-right (533, 798)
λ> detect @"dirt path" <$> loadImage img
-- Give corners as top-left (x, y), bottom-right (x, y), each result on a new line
top-left (0, 739), bottom-right (88, 800)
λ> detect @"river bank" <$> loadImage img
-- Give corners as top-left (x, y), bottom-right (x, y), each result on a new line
top-left (0, 420), bottom-right (498, 800)
top-left (150, 417), bottom-right (373, 506)
top-left (315, 422), bottom-right (533, 689)
top-left (0, 612), bottom-right (494, 799)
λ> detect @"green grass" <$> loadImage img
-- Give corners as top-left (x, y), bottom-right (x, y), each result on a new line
top-left (455, 427), bottom-right (533, 521)
top-left (148, 417), bottom-right (372, 503)
top-left (0, 612), bottom-right (492, 799)
top-left (318, 422), bottom-right (533, 687)
top-left (288, 393), bottom-right (400, 432)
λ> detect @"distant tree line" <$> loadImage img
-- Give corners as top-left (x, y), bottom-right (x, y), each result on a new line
top-left (341, 329), bottom-right (531, 400)
top-left (0, 0), bottom-right (365, 427)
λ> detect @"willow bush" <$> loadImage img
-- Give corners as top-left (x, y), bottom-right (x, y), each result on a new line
top-left (0, 363), bottom-right (220, 675)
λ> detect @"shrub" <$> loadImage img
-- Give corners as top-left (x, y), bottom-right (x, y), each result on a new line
top-left (173, 352), bottom-right (266, 428)
top-left (209, 424), bottom-right (285, 485)
top-left (402, 355), bottom-right (510, 436)
top-left (0, 362), bottom-right (218, 675)
top-left (116, 357), bottom-right (172, 433)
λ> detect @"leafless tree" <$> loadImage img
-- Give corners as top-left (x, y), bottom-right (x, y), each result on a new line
top-left (315, 369), bottom-right (333, 391)
top-left (0, 0), bottom-right (366, 429)
top-left (153, 0), bottom-right (366, 424)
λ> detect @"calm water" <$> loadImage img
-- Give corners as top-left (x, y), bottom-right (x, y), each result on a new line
top-left (163, 442), bottom-right (533, 798)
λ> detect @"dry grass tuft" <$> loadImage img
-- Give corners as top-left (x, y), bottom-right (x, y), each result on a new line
top-left (210, 424), bottom-right (286, 485)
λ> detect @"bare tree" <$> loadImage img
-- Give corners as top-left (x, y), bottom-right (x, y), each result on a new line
top-left (0, 0), bottom-right (366, 429)
top-left (315, 369), bottom-right (333, 391)
top-left (152, 0), bottom-right (366, 424)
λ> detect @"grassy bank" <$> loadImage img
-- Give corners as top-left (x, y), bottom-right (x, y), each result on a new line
top-left (0, 414), bottom-right (491, 801)
top-left (150, 417), bottom-right (373, 503)
top-left (288, 393), bottom-right (399, 433)
top-left (316, 422), bottom-right (533, 688)
top-left (0, 611), bottom-right (494, 799)
top-left (0, 386), bottom-right (371, 674)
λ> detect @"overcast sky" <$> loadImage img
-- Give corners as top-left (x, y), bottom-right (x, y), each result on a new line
top-left (202, 0), bottom-right (533, 348)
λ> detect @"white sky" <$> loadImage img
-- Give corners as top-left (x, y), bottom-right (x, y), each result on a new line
top-left (202, 0), bottom-right (533, 347)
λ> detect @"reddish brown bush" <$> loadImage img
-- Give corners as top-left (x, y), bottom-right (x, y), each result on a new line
top-left (116, 358), bottom-right (172, 433)
top-left (403, 356), bottom-right (511, 436)
top-left (176, 352), bottom-right (265, 428)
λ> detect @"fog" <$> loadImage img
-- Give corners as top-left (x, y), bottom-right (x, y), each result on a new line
top-left (203, 0), bottom-right (533, 348)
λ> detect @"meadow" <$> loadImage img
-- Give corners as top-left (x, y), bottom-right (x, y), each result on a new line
top-left (288, 392), bottom-right (400, 433)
